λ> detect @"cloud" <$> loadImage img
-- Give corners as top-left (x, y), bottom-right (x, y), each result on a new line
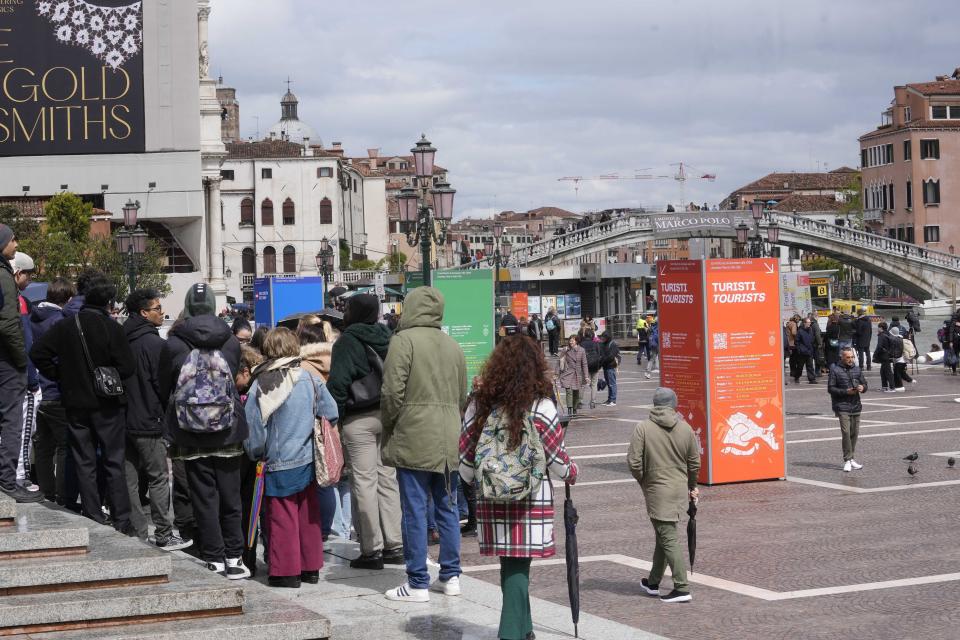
top-left (208, 0), bottom-right (956, 217)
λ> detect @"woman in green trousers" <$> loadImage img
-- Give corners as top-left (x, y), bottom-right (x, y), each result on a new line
top-left (460, 336), bottom-right (580, 640)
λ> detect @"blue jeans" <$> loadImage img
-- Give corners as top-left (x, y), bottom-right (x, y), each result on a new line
top-left (317, 485), bottom-right (337, 538)
top-left (332, 476), bottom-right (352, 539)
top-left (603, 367), bottom-right (617, 403)
top-left (396, 468), bottom-right (462, 589)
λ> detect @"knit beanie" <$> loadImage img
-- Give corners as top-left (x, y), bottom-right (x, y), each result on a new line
top-left (183, 283), bottom-right (216, 318)
top-left (890, 326), bottom-right (900, 337)
top-left (652, 387), bottom-right (678, 409)
top-left (0, 224), bottom-right (13, 252)
top-left (344, 293), bottom-right (380, 327)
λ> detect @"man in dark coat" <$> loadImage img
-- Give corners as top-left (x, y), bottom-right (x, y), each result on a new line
top-left (123, 288), bottom-right (190, 550)
top-left (158, 283), bottom-right (249, 578)
top-left (828, 347), bottom-right (867, 472)
top-left (855, 309), bottom-right (873, 371)
top-left (837, 312), bottom-right (856, 350)
top-left (30, 277), bottom-right (136, 528)
top-left (0, 225), bottom-right (39, 502)
top-left (793, 318), bottom-right (818, 383)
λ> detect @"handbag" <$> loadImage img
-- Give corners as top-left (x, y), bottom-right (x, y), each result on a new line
top-left (75, 315), bottom-right (124, 398)
top-left (346, 344), bottom-right (384, 410)
top-left (311, 380), bottom-right (344, 487)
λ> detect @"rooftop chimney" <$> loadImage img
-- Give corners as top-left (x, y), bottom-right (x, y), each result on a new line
top-left (367, 148), bottom-right (379, 159)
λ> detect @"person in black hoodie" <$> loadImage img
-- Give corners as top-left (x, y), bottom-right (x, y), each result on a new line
top-left (158, 283), bottom-right (250, 579)
top-left (123, 288), bottom-right (191, 551)
top-left (326, 294), bottom-right (403, 570)
top-left (30, 277), bottom-right (136, 530)
top-left (29, 277), bottom-right (75, 503)
top-left (854, 309), bottom-right (873, 371)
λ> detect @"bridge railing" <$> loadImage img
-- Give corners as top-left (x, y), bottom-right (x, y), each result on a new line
top-left (509, 215), bottom-right (651, 265)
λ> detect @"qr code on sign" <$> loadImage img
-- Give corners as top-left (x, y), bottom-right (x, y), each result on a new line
top-left (662, 332), bottom-right (671, 348)
top-left (713, 332), bottom-right (728, 350)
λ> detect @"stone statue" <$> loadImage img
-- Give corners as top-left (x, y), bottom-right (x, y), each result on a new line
top-left (199, 41), bottom-right (210, 78)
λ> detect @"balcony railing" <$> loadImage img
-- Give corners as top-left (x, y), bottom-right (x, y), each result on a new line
top-left (862, 209), bottom-right (884, 222)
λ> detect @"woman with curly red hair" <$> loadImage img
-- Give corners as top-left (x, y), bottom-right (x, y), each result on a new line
top-left (460, 335), bottom-right (578, 640)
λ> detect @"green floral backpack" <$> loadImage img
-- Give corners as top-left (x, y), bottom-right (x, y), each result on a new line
top-left (475, 407), bottom-right (547, 501)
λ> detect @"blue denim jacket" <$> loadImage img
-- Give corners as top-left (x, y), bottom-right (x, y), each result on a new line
top-left (244, 369), bottom-right (339, 473)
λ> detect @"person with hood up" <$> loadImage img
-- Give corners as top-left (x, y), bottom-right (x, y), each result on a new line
top-left (326, 294), bottom-right (403, 570)
top-left (158, 283), bottom-right (250, 579)
top-left (0, 225), bottom-right (39, 503)
top-left (381, 286), bottom-right (468, 603)
top-left (30, 277), bottom-right (75, 503)
top-left (122, 288), bottom-right (191, 550)
top-left (31, 277), bottom-right (136, 528)
top-left (627, 387), bottom-right (701, 603)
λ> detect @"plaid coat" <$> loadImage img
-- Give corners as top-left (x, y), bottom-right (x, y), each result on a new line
top-left (460, 398), bottom-right (578, 558)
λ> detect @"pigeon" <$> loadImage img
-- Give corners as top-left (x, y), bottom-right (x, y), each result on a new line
top-left (907, 463), bottom-right (919, 476)
top-left (948, 457), bottom-right (956, 468)
top-left (903, 452), bottom-right (919, 462)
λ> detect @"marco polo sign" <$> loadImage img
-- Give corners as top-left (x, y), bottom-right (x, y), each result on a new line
top-left (652, 213), bottom-right (751, 237)
top-left (0, 0), bottom-right (145, 156)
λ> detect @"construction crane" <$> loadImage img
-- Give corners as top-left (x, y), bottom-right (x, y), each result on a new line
top-left (558, 162), bottom-right (716, 207)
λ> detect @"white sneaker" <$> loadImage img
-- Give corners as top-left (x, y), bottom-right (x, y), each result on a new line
top-left (430, 576), bottom-right (461, 596)
top-left (225, 557), bottom-right (251, 580)
top-left (843, 460), bottom-right (852, 473)
top-left (849, 460), bottom-right (863, 470)
top-left (894, 387), bottom-right (906, 392)
top-left (385, 583), bottom-right (430, 602)
top-left (644, 373), bottom-right (651, 379)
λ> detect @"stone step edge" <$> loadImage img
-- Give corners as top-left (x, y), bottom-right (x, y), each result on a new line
top-left (0, 605), bottom-right (242, 638)
top-left (0, 546), bottom-right (88, 561)
top-left (0, 574), bottom-right (169, 597)
top-left (0, 548), bottom-right (170, 590)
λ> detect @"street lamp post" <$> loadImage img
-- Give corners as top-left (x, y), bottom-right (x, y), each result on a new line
top-left (485, 222), bottom-right (512, 306)
top-left (735, 199), bottom-right (780, 258)
top-left (397, 135), bottom-right (455, 287)
top-left (115, 199), bottom-right (148, 294)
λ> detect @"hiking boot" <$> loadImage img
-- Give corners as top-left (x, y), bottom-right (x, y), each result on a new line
top-left (660, 589), bottom-right (692, 603)
top-left (0, 483), bottom-right (43, 503)
top-left (268, 575), bottom-right (301, 588)
top-left (155, 533), bottom-right (192, 552)
top-left (641, 578), bottom-right (660, 596)
top-left (382, 548), bottom-right (405, 565)
top-left (350, 552), bottom-right (384, 570)
top-left (225, 557), bottom-right (251, 580)
top-left (385, 583), bottom-right (429, 602)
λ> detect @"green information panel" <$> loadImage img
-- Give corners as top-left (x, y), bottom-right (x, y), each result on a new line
top-left (434, 269), bottom-right (495, 383)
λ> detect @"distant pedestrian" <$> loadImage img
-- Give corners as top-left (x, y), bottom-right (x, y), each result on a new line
top-left (13, 252), bottom-right (39, 492)
top-left (645, 319), bottom-right (660, 379)
top-left (855, 309), bottom-right (872, 371)
top-left (600, 333), bottom-right (620, 406)
top-left (890, 327), bottom-right (915, 387)
top-left (873, 321), bottom-right (902, 391)
top-left (459, 335), bottom-right (578, 639)
top-left (557, 335), bottom-right (589, 416)
top-left (837, 311), bottom-right (856, 350)
top-left (580, 329), bottom-right (601, 409)
top-left (828, 347), bottom-right (867, 472)
top-left (381, 287), bottom-right (468, 603)
top-left (792, 318), bottom-right (818, 383)
top-left (627, 387), bottom-right (700, 603)
top-left (544, 308), bottom-right (560, 355)
top-left (636, 315), bottom-right (650, 365)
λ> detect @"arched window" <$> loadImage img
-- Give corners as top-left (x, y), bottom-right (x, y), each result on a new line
top-left (319, 197), bottom-right (333, 224)
top-left (240, 198), bottom-right (254, 225)
top-left (241, 247), bottom-right (255, 273)
top-left (261, 199), bottom-right (274, 226)
top-left (282, 198), bottom-right (295, 225)
top-left (263, 246), bottom-right (276, 273)
top-left (282, 245), bottom-right (296, 273)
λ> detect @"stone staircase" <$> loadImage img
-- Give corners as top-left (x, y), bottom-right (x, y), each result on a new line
top-left (0, 494), bottom-right (330, 638)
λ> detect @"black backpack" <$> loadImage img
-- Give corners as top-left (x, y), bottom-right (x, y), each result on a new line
top-left (583, 341), bottom-right (602, 373)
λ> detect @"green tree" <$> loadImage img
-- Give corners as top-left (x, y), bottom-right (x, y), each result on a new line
top-left (45, 193), bottom-right (93, 244)
top-left (376, 250), bottom-right (408, 272)
top-left (0, 204), bottom-right (40, 245)
top-left (85, 234), bottom-right (172, 304)
top-left (801, 255), bottom-right (847, 281)
top-left (838, 171), bottom-right (863, 229)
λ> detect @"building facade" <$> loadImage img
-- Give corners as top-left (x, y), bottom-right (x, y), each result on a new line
top-left (859, 71), bottom-right (960, 253)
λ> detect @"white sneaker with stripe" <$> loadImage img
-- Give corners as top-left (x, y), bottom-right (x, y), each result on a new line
top-left (385, 583), bottom-right (430, 602)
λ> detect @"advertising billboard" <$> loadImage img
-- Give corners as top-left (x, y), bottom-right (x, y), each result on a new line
top-left (0, 0), bottom-right (146, 156)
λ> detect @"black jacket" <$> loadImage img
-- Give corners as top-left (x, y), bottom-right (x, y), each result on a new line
top-left (837, 314), bottom-right (856, 341)
top-left (796, 326), bottom-right (816, 357)
top-left (581, 338), bottom-right (602, 373)
top-left (855, 315), bottom-right (872, 350)
top-left (30, 306), bottom-right (136, 410)
top-left (326, 321), bottom-right (392, 418)
top-left (29, 302), bottom-right (66, 401)
top-left (123, 314), bottom-right (165, 437)
top-left (873, 331), bottom-right (899, 363)
top-left (158, 315), bottom-right (248, 449)
top-left (828, 362), bottom-right (867, 414)
top-left (601, 339), bottom-right (620, 369)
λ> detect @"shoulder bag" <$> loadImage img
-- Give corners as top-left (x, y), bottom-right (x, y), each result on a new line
top-left (346, 344), bottom-right (384, 410)
top-left (311, 378), bottom-right (344, 487)
top-left (75, 314), bottom-right (124, 398)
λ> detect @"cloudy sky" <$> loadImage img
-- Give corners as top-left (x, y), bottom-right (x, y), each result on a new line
top-left (208, 0), bottom-right (956, 219)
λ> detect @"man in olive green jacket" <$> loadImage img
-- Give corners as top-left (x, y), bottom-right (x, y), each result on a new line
top-left (381, 286), bottom-right (468, 603)
top-left (627, 387), bottom-right (700, 603)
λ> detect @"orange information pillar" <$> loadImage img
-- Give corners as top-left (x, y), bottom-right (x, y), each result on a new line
top-left (658, 258), bottom-right (785, 485)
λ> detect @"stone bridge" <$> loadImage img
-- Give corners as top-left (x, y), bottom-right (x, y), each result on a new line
top-left (505, 211), bottom-right (960, 301)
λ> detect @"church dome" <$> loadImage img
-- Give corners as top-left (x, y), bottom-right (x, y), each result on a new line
top-left (266, 83), bottom-right (320, 146)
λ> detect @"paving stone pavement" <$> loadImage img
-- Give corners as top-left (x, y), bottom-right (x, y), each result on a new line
top-left (455, 355), bottom-right (960, 640)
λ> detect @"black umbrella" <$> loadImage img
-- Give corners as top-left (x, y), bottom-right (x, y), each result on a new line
top-left (686, 498), bottom-right (698, 573)
top-left (563, 483), bottom-right (580, 638)
top-left (328, 286), bottom-right (348, 298)
top-left (276, 308), bottom-right (345, 330)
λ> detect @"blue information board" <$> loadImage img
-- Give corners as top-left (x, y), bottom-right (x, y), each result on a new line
top-left (253, 276), bottom-right (325, 327)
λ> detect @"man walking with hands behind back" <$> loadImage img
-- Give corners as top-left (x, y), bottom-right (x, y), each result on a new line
top-left (627, 387), bottom-right (700, 603)
top-left (828, 347), bottom-right (867, 473)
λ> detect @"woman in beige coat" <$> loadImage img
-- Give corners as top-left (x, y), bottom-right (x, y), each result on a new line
top-left (557, 335), bottom-right (589, 416)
